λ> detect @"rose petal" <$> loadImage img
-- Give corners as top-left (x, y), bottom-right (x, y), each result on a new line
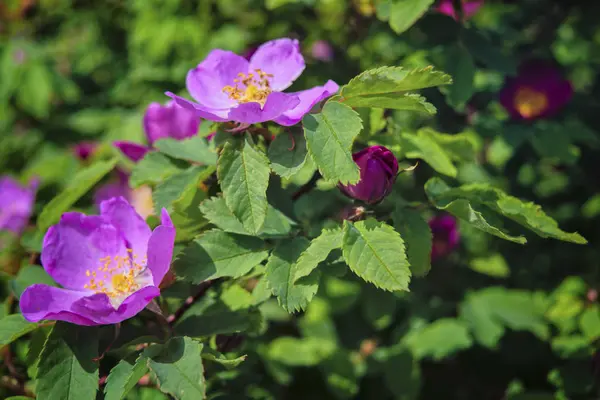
top-left (0, 176), bottom-right (36, 234)
top-left (227, 92), bottom-right (300, 124)
top-left (165, 92), bottom-right (230, 122)
top-left (186, 49), bottom-right (248, 110)
top-left (21, 284), bottom-right (160, 325)
top-left (100, 197), bottom-right (152, 258)
top-left (113, 141), bottom-right (151, 162)
top-left (273, 80), bottom-right (339, 126)
top-left (41, 212), bottom-right (128, 290)
top-left (94, 181), bottom-right (131, 210)
top-left (249, 38), bottom-right (305, 91)
top-left (143, 102), bottom-right (200, 145)
top-left (146, 209), bottom-right (176, 286)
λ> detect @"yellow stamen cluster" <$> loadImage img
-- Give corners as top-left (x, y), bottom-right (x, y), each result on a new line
top-left (222, 69), bottom-right (274, 107)
top-left (514, 87), bottom-right (548, 119)
top-left (83, 249), bottom-right (147, 299)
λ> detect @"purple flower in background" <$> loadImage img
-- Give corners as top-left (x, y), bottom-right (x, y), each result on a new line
top-left (437, 0), bottom-right (484, 21)
top-left (311, 40), bottom-right (334, 62)
top-left (20, 197), bottom-right (175, 326)
top-left (13, 48), bottom-right (26, 65)
top-left (114, 101), bottom-right (201, 162)
top-left (429, 214), bottom-right (460, 261)
top-left (499, 60), bottom-right (573, 121)
top-left (167, 38), bottom-right (339, 126)
top-left (339, 146), bottom-right (399, 205)
top-left (95, 170), bottom-right (154, 220)
top-left (0, 176), bottom-right (37, 235)
top-left (72, 141), bottom-right (98, 161)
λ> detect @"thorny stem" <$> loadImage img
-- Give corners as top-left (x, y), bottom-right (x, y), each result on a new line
top-left (166, 280), bottom-right (214, 327)
top-left (291, 171), bottom-right (321, 202)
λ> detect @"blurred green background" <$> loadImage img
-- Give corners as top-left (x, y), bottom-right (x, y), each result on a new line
top-left (2, 0), bottom-right (600, 399)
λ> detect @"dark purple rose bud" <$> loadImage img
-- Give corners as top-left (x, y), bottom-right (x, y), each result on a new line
top-left (429, 214), bottom-right (460, 261)
top-left (311, 40), bottom-right (334, 62)
top-left (72, 141), bottom-right (97, 161)
top-left (339, 146), bottom-right (399, 205)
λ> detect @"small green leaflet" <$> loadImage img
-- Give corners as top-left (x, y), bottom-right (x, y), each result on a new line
top-left (265, 237), bottom-right (321, 313)
top-left (403, 319), bottom-right (473, 360)
top-left (389, 0), bottom-right (435, 34)
top-left (154, 135), bottom-right (217, 165)
top-left (392, 208), bottom-right (432, 277)
top-left (342, 219), bottom-right (411, 292)
top-left (268, 132), bottom-right (308, 178)
top-left (200, 196), bottom-right (295, 237)
top-left (37, 158), bottom-right (117, 231)
top-left (129, 152), bottom-right (186, 188)
top-left (336, 66), bottom-right (451, 112)
top-left (425, 177), bottom-right (587, 244)
top-left (145, 337), bottom-right (205, 400)
top-left (104, 354), bottom-right (149, 400)
top-left (443, 43), bottom-right (476, 109)
top-left (217, 139), bottom-right (271, 235)
top-left (459, 287), bottom-right (549, 348)
top-left (303, 101), bottom-right (362, 185)
top-left (152, 165), bottom-right (214, 213)
top-left (400, 131), bottom-right (457, 177)
top-left (0, 314), bottom-right (41, 348)
top-left (293, 228), bottom-right (343, 282)
top-left (174, 229), bottom-right (269, 284)
top-left (267, 336), bottom-right (335, 366)
top-left (202, 347), bottom-right (247, 369)
top-left (36, 322), bottom-right (99, 400)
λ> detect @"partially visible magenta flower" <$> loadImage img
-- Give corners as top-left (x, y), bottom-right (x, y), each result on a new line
top-left (0, 176), bottom-right (37, 235)
top-left (166, 38), bottom-right (339, 127)
top-left (20, 197), bottom-right (175, 326)
top-left (72, 141), bottom-right (98, 161)
top-left (13, 48), bottom-right (26, 65)
top-left (429, 214), bottom-right (460, 261)
top-left (499, 60), bottom-right (573, 121)
top-left (339, 146), bottom-right (399, 205)
top-left (114, 101), bottom-right (201, 162)
top-left (95, 170), bottom-right (154, 220)
top-left (437, 0), bottom-right (484, 21)
top-left (311, 40), bottom-right (334, 62)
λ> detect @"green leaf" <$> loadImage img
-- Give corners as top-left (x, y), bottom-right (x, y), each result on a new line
top-left (400, 131), bottom-right (457, 177)
top-left (104, 355), bottom-right (149, 400)
top-left (422, 128), bottom-right (479, 162)
top-left (217, 139), bottom-right (271, 235)
top-left (443, 43), bottom-right (476, 108)
top-left (37, 158), bottom-right (117, 231)
top-left (265, 237), bottom-right (321, 313)
top-left (392, 208), bottom-right (432, 277)
top-left (268, 132), bottom-right (308, 178)
top-left (17, 62), bottom-right (53, 119)
top-left (10, 265), bottom-right (57, 298)
top-left (199, 196), bottom-right (248, 235)
top-left (425, 177), bottom-right (587, 244)
top-left (382, 350), bottom-right (421, 400)
top-left (293, 228), bottom-right (343, 282)
top-left (303, 101), bottom-right (361, 184)
top-left (388, 0), bottom-right (435, 34)
top-left (460, 287), bottom-right (549, 348)
top-left (267, 337), bottom-right (335, 366)
top-left (36, 322), bottom-right (99, 400)
top-left (174, 229), bottom-right (269, 284)
top-left (361, 285), bottom-right (397, 330)
top-left (0, 314), bottom-right (40, 348)
top-left (129, 152), bottom-right (186, 189)
top-left (579, 305), bottom-right (600, 342)
top-left (153, 165), bottom-right (214, 213)
top-left (146, 337), bottom-right (205, 400)
top-left (201, 347), bottom-right (247, 369)
top-left (200, 196), bottom-right (295, 237)
top-left (154, 136), bottom-right (217, 165)
top-left (461, 28), bottom-right (517, 75)
top-left (342, 219), bottom-right (411, 292)
top-left (337, 66), bottom-right (452, 112)
top-left (469, 253), bottom-right (510, 278)
top-left (404, 319), bottom-right (473, 360)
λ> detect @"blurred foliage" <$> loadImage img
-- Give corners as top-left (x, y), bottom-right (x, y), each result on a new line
top-left (1, 0), bottom-right (600, 399)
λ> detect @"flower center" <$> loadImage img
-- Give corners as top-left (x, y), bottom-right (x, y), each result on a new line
top-left (514, 87), bottom-right (548, 119)
top-left (84, 248), bottom-right (150, 308)
top-left (222, 69), bottom-right (273, 107)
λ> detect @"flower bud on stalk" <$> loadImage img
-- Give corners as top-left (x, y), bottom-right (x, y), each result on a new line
top-left (339, 146), bottom-right (399, 205)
